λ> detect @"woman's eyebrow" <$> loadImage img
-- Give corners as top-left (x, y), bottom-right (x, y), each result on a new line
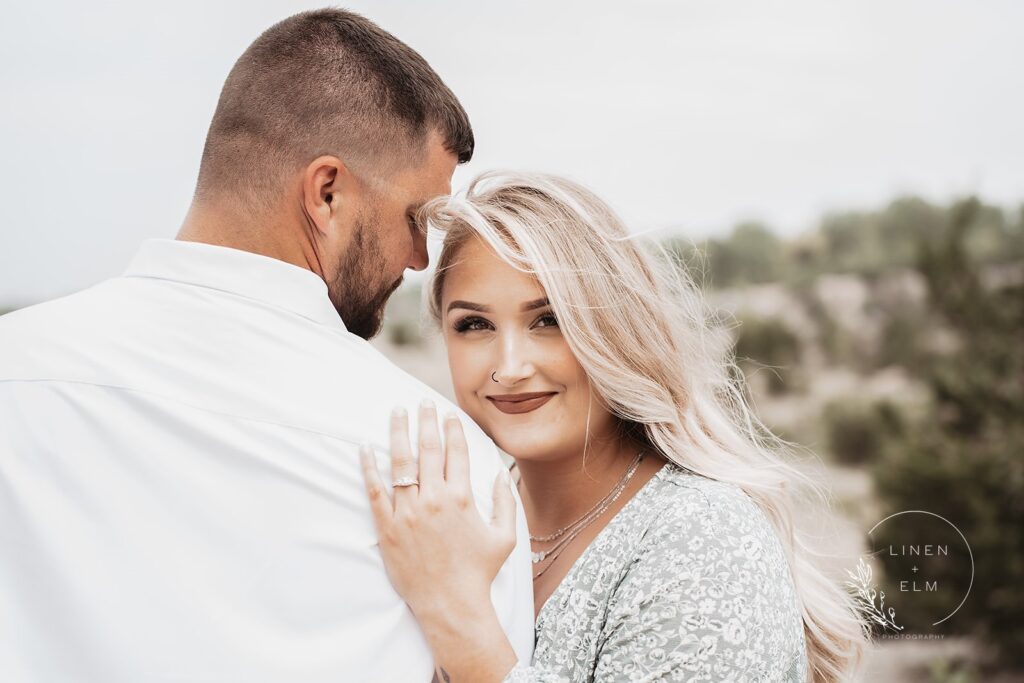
top-left (445, 298), bottom-right (549, 314)
top-left (521, 297), bottom-right (550, 311)
top-left (447, 300), bottom-right (491, 313)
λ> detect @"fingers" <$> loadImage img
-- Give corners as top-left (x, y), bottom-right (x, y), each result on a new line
top-left (416, 400), bottom-right (444, 492)
top-left (442, 411), bottom-right (471, 493)
top-left (359, 442), bottom-right (393, 526)
top-left (491, 469), bottom-right (517, 550)
top-left (389, 407), bottom-right (419, 504)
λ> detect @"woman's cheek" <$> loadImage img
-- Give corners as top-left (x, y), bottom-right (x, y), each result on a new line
top-left (448, 344), bottom-right (489, 420)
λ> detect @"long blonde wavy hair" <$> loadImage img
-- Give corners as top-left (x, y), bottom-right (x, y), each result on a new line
top-left (421, 171), bottom-right (868, 681)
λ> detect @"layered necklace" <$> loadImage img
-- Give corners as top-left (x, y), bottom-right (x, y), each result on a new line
top-left (529, 452), bottom-right (644, 580)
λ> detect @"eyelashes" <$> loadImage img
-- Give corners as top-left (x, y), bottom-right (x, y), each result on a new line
top-left (452, 316), bottom-right (492, 333)
top-left (535, 313), bottom-right (559, 329)
top-left (451, 313), bottom-right (559, 334)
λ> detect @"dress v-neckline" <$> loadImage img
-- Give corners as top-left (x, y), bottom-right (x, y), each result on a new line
top-left (533, 462), bottom-right (671, 630)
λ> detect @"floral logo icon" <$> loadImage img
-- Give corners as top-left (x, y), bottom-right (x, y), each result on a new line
top-left (845, 557), bottom-right (903, 631)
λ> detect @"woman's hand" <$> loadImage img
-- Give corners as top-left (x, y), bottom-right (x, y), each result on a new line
top-left (359, 400), bottom-right (519, 682)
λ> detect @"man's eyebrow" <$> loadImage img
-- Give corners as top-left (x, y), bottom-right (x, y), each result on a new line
top-left (447, 300), bottom-right (491, 313)
top-left (521, 298), bottom-right (550, 312)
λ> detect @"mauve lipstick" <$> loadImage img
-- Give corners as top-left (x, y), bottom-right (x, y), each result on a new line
top-left (486, 392), bottom-right (556, 415)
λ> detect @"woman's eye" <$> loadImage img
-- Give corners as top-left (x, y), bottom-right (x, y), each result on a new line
top-left (453, 316), bottom-right (492, 333)
top-left (534, 313), bottom-right (559, 328)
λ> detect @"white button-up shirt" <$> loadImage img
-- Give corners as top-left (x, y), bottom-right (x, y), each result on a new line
top-left (0, 239), bottom-right (534, 682)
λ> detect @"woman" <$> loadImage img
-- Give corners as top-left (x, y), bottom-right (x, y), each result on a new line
top-left (360, 172), bottom-right (866, 681)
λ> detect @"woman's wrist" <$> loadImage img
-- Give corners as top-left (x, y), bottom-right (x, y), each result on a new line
top-left (413, 594), bottom-right (518, 683)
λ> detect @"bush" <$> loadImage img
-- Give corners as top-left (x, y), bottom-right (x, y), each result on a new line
top-left (822, 399), bottom-right (901, 466)
top-left (733, 316), bottom-right (801, 395)
top-left (386, 320), bottom-right (422, 347)
top-left (664, 222), bottom-right (784, 288)
top-left (874, 311), bottom-right (931, 373)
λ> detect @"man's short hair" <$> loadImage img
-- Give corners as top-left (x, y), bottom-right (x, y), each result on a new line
top-left (195, 8), bottom-right (473, 205)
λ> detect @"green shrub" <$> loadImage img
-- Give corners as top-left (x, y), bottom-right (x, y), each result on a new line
top-left (387, 320), bottom-right (422, 347)
top-left (822, 399), bottom-right (901, 466)
top-left (733, 316), bottom-right (802, 395)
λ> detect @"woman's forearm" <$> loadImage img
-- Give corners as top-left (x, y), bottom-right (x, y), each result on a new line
top-left (414, 595), bottom-right (518, 683)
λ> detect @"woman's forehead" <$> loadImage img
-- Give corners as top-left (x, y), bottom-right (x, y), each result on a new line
top-left (442, 239), bottom-right (545, 305)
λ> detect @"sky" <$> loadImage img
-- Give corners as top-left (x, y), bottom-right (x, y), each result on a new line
top-left (2, 0), bottom-right (1022, 305)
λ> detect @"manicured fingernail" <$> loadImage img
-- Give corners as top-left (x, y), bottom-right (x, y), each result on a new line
top-left (421, 398), bottom-right (434, 409)
top-left (444, 410), bottom-right (458, 422)
top-left (392, 406), bottom-right (407, 418)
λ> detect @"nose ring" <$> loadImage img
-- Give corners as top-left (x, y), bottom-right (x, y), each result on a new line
top-left (491, 371), bottom-right (498, 383)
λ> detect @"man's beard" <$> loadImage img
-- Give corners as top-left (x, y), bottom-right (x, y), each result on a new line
top-left (329, 212), bottom-right (403, 340)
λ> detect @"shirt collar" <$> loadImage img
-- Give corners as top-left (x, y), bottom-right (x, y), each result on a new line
top-left (123, 238), bottom-right (347, 331)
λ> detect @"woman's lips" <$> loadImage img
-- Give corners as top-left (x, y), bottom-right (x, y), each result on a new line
top-left (486, 392), bottom-right (556, 415)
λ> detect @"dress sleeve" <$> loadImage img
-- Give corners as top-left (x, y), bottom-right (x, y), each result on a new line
top-left (590, 484), bottom-right (806, 682)
top-left (501, 661), bottom-right (569, 682)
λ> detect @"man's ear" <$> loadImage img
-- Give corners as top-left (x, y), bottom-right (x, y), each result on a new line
top-left (301, 156), bottom-right (351, 237)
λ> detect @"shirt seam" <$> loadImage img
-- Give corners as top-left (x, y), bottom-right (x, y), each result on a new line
top-left (120, 273), bottom-right (345, 333)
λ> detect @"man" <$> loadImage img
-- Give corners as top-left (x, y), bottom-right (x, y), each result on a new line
top-left (0, 9), bottom-right (533, 682)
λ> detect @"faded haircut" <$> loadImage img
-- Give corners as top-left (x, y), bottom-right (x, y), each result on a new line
top-left (194, 8), bottom-right (473, 206)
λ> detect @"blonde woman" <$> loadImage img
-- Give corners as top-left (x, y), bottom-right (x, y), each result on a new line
top-left (360, 172), bottom-right (867, 682)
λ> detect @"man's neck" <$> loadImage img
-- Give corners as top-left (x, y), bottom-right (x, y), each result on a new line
top-left (515, 436), bottom-right (640, 537)
top-left (177, 201), bottom-right (324, 279)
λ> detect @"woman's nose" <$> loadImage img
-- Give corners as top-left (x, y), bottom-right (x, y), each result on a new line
top-left (491, 334), bottom-right (536, 386)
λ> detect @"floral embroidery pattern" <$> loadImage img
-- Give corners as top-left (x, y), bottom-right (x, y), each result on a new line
top-left (504, 464), bottom-right (808, 682)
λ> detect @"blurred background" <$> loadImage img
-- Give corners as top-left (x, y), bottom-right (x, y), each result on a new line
top-left (2, 1), bottom-right (1022, 680)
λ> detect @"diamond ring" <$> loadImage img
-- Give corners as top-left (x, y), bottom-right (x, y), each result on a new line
top-left (392, 477), bottom-right (419, 488)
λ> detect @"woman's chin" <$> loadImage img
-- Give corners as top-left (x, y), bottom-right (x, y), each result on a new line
top-left (470, 407), bottom-right (575, 461)
top-left (490, 433), bottom-right (566, 463)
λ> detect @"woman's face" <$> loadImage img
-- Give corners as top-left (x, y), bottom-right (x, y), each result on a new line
top-left (440, 238), bottom-right (616, 461)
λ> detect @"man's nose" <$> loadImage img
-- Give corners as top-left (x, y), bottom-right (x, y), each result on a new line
top-left (408, 227), bottom-right (428, 272)
top-left (492, 333), bottom-right (536, 386)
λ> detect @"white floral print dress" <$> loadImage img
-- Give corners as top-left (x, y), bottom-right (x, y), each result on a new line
top-left (504, 463), bottom-right (808, 682)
